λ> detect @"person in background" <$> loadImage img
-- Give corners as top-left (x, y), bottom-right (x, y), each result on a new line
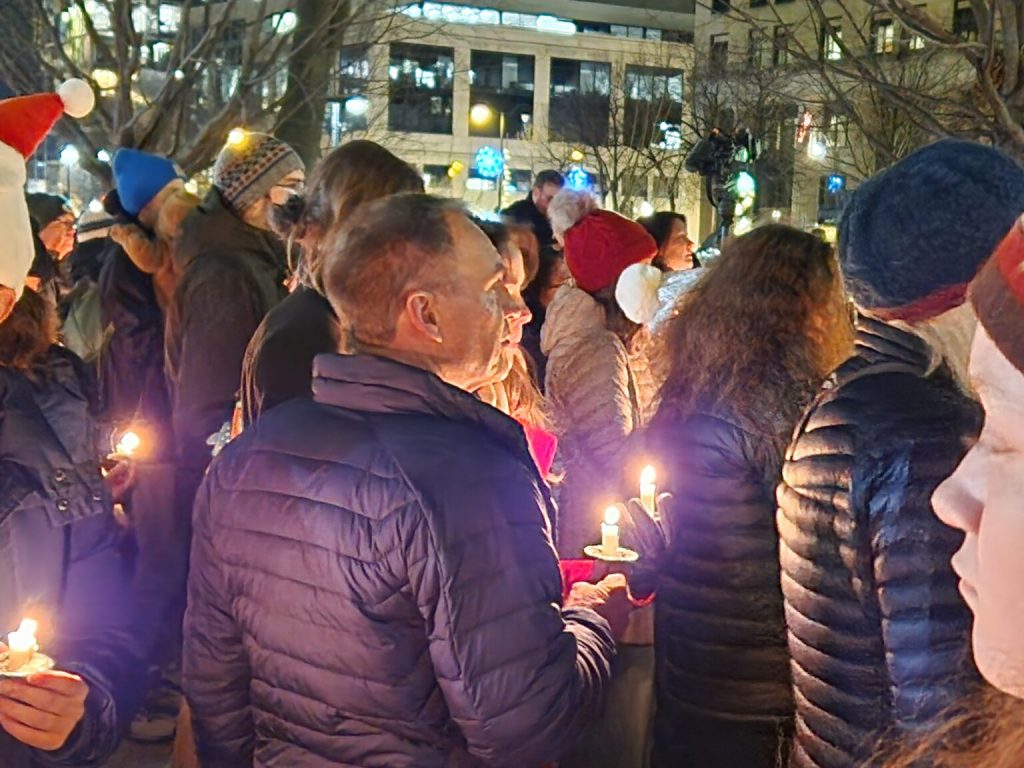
top-left (241, 139), bottom-right (423, 425)
top-left (108, 148), bottom-right (198, 311)
top-left (778, 141), bottom-right (1024, 768)
top-left (880, 219), bottom-right (1024, 767)
top-left (473, 218), bottom-right (555, 476)
top-left (638, 211), bottom-right (696, 272)
top-left (0, 75), bottom-right (148, 768)
top-left (57, 206), bottom-right (116, 364)
top-left (502, 169), bottom-right (564, 250)
top-left (640, 225), bottom-right (854, 768)
top-left (25, 193), bottom-right (75, 306)
top-left (160, 131), bottom-right (303, 740)
top-left (520, 245), bottom-right (569, 391)
top-left (182, 194), bottom-right (623, 766)
top-left (540, 188), bottom-right (660, 768)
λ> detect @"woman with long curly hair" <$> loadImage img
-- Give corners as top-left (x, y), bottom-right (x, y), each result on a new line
top-left (640, 225), bottom-right (854, 768)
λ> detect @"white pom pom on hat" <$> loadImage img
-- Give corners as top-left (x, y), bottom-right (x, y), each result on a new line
top-left (57, 78), bottom-right (96, 118)
top-left (615, 262), bottom-right (664, 325)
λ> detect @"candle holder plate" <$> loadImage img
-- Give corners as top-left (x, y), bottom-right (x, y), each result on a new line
top-left (583, 545), bottom-right (640, 563)
top-left (0, 651), bottom-right (55, 679)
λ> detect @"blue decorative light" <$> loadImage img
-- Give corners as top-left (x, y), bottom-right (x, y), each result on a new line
top-left (566, 165), bottom-right (592, 191)
top-left (826, 173), bottom-right (846, 195)
top-left (474, 146), bottom-right (504, 180)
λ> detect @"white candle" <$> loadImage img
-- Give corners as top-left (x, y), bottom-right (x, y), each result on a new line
top-left (7, 618), bottom-right (38, 671)
top-left (640, 465), bottom-right (657, 516)
top-left (601, 506), bottom-right (620, 556)
top-left (116, 430), bottom-right (141, 457)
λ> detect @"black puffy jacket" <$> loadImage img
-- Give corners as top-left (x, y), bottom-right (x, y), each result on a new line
top-left (644, 402), bottom-right (795, 750)
top-left (777, 317), bottom-right (982, 768)
top-left (183, 353), bottom-right (615, 767)
top-left (0, 347), bottom-right (147, 767)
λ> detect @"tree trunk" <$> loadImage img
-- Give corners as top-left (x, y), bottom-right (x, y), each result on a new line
top-left (275, 0), bottom-right (348, 168)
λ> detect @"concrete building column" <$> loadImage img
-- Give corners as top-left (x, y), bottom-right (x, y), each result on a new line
top-left (533, 52), bottom-right (552, 144)
top-left (453, 43), bottom-right (472, 140)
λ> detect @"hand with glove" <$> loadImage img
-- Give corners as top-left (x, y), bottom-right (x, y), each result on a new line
top-left (616, 493), bottom-right (671, 598)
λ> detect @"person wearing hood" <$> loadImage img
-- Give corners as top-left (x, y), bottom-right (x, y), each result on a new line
top-left (0, 78), bottom-right (148, 768)
top-left (777, 141), bottom-right (1024, 768)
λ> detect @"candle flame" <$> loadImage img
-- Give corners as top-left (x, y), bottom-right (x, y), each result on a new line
top-left (603, 505), bottom-right (621, 526)
top-left (14, 618), bottom-right (37, 638)
top-left (117, 430), bottom-right (141, 456)
top-left (640, 465), bottom-right (656, 485)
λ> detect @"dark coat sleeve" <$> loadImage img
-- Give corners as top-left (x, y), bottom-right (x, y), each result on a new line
top-left (405, 455), bottom-right (615, 767)
top-left (181, 467), bottom-right (253, 768)
top-left (35, 512), bottom-right (149, 767)
top-left (172, 258), bottom-right (265, 474)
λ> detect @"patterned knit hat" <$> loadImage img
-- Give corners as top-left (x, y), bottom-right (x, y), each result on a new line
top-left (838, 140), bottom-right (1024, 323)
top-left (971, 215), bottom-right (1024, 374)
top-left (212, 132), bottom-right (303, 214)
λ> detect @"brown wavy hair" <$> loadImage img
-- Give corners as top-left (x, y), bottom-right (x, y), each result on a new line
top-left (656, 224), bottom-right (854, 444)
top-left (290, 141), bottom-right (424, 293)
top-left (879, 687), bottom-right (1024, 767)
top-left (0, 288), bottom-right (58, 376)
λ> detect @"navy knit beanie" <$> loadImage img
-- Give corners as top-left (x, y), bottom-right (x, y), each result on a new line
top-left (838, 140), bottom-right (1024, 322)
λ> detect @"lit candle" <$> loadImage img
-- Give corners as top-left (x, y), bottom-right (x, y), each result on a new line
top-left (7, 618), bottom-right (38, 671)
top-left (640, 465), bottom-right (657, 516)
top-left (116, 430), bottom-right (141, 457)
top-left (601, 505), bottom-right (620, 556)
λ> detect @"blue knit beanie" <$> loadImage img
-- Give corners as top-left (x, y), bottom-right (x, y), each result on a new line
top-left (838, 140), bottom-right (1024, 322)
top-left (112, 148), bottom-right (182, 217)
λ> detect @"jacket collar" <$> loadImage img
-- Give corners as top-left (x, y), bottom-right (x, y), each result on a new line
top-left (836, 314), bottom-right (932, 383)
top-left (312, 353), bottom-right (533, 459)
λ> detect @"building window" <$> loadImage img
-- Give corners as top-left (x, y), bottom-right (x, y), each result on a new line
top-left (871, 17), bottom-right (896, 54)
top-left (820, 20), bottom-right (842, 61)
top-left (751, 0), bottom-right (768, 8)
top-left (748, 30), bottom-right (771, 67)
top-left (953, 0), bottom-right (977, 42)
top-left (622, 172), bottom-right (648, 200)
top-left (773, 25), bottom-right (790, 65)
top-left (549, 58), bottom-right (611, 144)
top-left (469, 51), bottom-right (535, 139)
top-left (624, 65), bottom-right (684, 149)
top-left (712, 0), bottom-right (730, 14)
top-left (422, 164), bottom-right (452, 191)
top-left (710, 33), bottom-right (730, 72)
top-left (388, 44), bottom-right (454, 134)
top-left (510, 169), bottom-right (532, 193)
top-left (824, 108), bottom-right (849, 148)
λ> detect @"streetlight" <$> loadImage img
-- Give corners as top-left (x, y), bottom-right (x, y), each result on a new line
top-left (470, 102), bottom-right (506, 210)
top-left (60, 144), bottom-right (80, 199)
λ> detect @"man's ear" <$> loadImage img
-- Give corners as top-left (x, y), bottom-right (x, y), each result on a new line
top-left (405, 291), bottom-right (443, 344)
top-left (0, 286), bottom-right (17, 326)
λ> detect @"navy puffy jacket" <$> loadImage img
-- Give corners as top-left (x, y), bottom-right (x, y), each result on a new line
top-left (183, 353), bottom-right (615, 767)
top-left (777, 317), bottom-right (982, 768)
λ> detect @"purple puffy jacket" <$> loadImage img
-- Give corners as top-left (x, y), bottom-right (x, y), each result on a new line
top-left (183, 353), bottom-right (615, 767)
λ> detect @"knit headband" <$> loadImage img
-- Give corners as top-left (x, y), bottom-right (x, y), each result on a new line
top-left (971, 215), bottom-right (1024, 374)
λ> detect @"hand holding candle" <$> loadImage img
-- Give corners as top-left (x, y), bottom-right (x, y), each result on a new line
top-left (116, 429), bottom-right (141, 457)
top-left (6, 619), bottom-right (38, 672)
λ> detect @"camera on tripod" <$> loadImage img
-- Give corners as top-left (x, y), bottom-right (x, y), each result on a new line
top-left (684, 127), bottom-right (757, 246)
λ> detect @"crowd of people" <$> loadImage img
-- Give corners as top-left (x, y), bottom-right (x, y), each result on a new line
top-left (1, 79), bottom-right (1024, 768)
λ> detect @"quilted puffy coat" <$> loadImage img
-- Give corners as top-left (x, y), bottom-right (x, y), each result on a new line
top-left (541, 284), bottom-right (659, 557)
top-left (183, 352), bottom-right (616, 768)
top-left (644, 402), bottom-right (795, 758)
top-left (0, 347), bottom-right (147, 767)
top-left (777, 317), bottom-right (982, 768)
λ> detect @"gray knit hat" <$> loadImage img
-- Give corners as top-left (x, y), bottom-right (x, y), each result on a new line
top-left (213, 132), bottom-right (303, 214)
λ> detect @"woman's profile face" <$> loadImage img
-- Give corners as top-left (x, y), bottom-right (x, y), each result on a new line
top-left (933, 327), bottom-right (1024, 699)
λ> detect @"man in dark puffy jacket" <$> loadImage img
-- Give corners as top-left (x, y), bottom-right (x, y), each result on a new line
top-left (183, 194), bottom-right (620, 767)
top-left (777, 141), bottom-right (1024, 768)
top-left (502, 169), bottom-right (563, 250)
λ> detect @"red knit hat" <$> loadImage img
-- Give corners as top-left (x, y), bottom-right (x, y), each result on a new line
top-left (564, 210), bottom-right (658, 294)
top-left (971, 215), bottom-right (1024, 373)
top-left (0, 79), bottom-right (95, 158)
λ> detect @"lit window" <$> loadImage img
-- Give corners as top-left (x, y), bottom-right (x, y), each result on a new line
top-left (872, 18), bottom-right (895, 54)
top-left (821, 22), bottom-right (842, 60)
top-left (158, 3), bottom-right (180, 33)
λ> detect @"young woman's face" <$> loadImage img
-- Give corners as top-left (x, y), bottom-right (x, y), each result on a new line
top-left (659, 218), bottom-right (695, 272)
top-left (933, 327), bottom-right (1024, 698)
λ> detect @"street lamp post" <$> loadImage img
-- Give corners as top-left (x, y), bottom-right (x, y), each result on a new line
top-left (59, 144), bottom-right (80, 201)
top-left (471, 103), bottom-right (507, 211)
